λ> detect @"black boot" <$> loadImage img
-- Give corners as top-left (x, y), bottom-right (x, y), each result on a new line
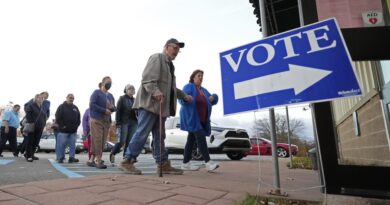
top-left (68, 157), bottom-right (79, 163)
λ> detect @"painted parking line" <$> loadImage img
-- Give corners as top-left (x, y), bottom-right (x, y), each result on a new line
top-left (60, 166), bottom-right (94, 169)
top-left (75, 170), bottom-right (124, 173)
top-left (48, 157), bottom-right (189, 176)
top-left (0, 159), bottom-right (14, 165)
top-left (59, 162), bottom-right (128, 175)
top-left (48, 159), bottom-right (84, 178)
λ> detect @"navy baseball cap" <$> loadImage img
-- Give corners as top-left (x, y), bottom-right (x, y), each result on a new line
top-left (165, 38), bottom-right (185, 48)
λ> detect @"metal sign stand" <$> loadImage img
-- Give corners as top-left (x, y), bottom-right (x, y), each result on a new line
top-left (258, 0), bottom-right (287, 197)
top-left (286, 106), bottom-right (293, 169)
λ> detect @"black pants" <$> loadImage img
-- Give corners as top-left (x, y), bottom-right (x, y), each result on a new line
top-left (18, 136), bottom-right (26, 155)
top-left (25, 127), bottom-right (44, 158)
top-left (0, 126), bottom-right (18, 156)
top-left (183, 128), bottom-right (211, 163)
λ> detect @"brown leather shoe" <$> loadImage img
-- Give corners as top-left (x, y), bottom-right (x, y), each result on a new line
top-left (157, 160), bottom-right (183, 175)
top-left (120, 159), bottom-right (141, 175)
top-left (95, 162), bottom-right (107, 169)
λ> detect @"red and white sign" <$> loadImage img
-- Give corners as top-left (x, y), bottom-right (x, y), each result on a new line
top-left (316, 0), bottom-right (383, 28)
top-left (362, 11), bottom-right (385, 27)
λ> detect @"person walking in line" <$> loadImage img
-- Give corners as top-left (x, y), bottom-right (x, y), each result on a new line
top-left (120, 38), bottom-right (192, 175)
top-left (55, 94), bottom-right (81, 163)
top-left (41, 91), bottom-right (51, 120)
top-left (0, 104), bottom-right (21, 157)
top-left (179, 70), bottom-right (219, 172)
top-left (16, 117), bottom-right (27, 156)
top-left (110, 84), bottom-right (138, 163)
top-left (51, 119), bottom-right (60, 161)
top-left (23, 91), bottom-right (50, 160)
top-left (87, 77), bottom-right (116, 169)
top-left (82, 108), bottom-right (92, 160)
top-left (25, 91), bottom-right (51, 120)
top-left (24, 94), bottom-right (46, 162)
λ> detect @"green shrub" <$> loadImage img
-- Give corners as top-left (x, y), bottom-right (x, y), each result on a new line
top-left (286, 157), bottom-right (313, 169)
top-left (236, 194), bottom-right (321, 205)
top-left (236, 194), bottom-right (257, 205)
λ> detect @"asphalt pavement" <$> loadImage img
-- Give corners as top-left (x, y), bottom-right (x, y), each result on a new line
top-left (0, 153), bottom-right (66, 185)
top-left (0, 151), bottom-right (241, 184)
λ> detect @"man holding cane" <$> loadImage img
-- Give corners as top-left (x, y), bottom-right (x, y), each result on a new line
top-left (120, 38), bottom-right (192, 175)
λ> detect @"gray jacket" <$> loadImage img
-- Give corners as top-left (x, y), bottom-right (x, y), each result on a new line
top-left (133, 53), bottom-right (186, 117)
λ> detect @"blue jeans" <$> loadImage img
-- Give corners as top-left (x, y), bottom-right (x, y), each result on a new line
top-left (57, 132), bottom-right (76, 159)
top-left (183, 129), bottom-right (211, 163)
top-left (112, 119), bottom-right (137, 156)
top-left (124, 109), bottom-right (168, 163)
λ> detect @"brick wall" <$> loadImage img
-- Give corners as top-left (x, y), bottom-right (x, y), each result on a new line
top-left (337, 94), bottom-right (390, 166)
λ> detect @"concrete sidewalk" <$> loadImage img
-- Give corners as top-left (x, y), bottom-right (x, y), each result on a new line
top-left (0, 159), bottom-right (323, 205)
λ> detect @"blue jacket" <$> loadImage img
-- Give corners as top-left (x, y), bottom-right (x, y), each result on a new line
top-left (1, 110), bottom-right (20, 128)
top-left (179, 83), bottom-right (217, 135)
top-left (89, 89), bottom-right (116, 120)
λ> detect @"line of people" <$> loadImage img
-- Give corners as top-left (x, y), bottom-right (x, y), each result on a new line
top-left (0, 92), bottom-right (50, 162)
top-left (81, 38), bottom-right (220, 174)
top-left (1, 37), bottom-right (220, 175)
top-left (117, 38), bottom-right (220, 174)
top-left (0, 91), bottom-right (81, 163)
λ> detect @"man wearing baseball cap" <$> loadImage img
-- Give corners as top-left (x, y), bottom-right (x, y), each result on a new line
top-left (120, 38), bottom-right (192, 175)
top-left (165, 38), bottom-right (184, 48)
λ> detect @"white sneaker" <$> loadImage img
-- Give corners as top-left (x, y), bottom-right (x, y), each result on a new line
top-left (205, 161), bottom-right (219, 172)
top-left (181, 162), bottom-right (200, 171)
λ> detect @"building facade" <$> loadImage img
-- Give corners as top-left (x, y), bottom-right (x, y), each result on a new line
top-left (249, 0), bottom-right (390, 199)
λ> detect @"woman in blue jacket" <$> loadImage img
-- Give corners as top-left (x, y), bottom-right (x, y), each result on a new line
top-left (87, 76), bottom-right (116, 169)
top-left (179, 69), bottom-right (219, 172)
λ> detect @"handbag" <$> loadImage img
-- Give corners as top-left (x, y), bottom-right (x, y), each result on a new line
top-left (23, 122), bottom-right (35, 133)
top-left (23, 104), bottom-right (44, 134)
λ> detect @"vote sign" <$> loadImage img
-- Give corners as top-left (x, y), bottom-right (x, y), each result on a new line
top-left (220, 18), bottom-right (362, 115)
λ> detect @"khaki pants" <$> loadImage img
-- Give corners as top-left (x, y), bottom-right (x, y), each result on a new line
top-left (90, 118), bottom-right (110, 156)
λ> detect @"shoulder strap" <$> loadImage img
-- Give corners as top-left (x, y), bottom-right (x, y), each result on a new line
top-left (35, 105), bottom-right (44, 123)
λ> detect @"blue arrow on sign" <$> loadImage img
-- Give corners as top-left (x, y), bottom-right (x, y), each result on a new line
top-left (220, 18), bottom-right (362, 115)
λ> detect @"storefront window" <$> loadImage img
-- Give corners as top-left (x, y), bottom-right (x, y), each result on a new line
top-left (332, 61), bottom-right (390, 167)
top-left (380, 60), bottom-right (390, 84)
